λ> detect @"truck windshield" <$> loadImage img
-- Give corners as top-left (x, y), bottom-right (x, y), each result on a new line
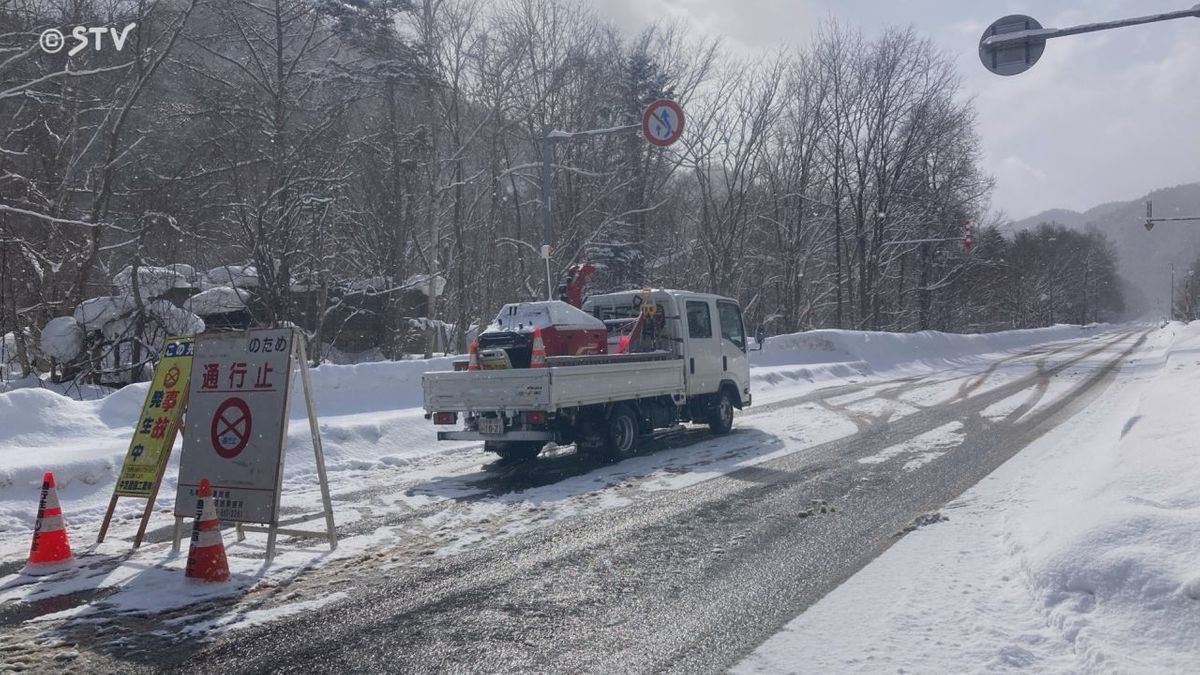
top-left (718, 301), bottom-right (746, 352)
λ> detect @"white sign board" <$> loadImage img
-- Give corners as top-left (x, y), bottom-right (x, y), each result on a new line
top-left (175, 328), bottom-right (296, 524)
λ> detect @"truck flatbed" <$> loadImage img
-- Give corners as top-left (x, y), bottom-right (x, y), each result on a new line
top-left (423, 353), bottom-right (685, 414)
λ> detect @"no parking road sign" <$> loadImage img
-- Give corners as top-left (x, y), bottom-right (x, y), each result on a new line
top-left (641, 99), bottom-right (685, 147)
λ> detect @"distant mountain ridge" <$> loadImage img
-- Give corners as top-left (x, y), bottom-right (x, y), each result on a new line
top-left (1006, 182), bottom-right (1200, 316)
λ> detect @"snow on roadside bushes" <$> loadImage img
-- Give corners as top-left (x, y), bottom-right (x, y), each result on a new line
top-left (184, 286), bottom-right (248, 315)
top-left (40, 316), bottom-right (84, 361)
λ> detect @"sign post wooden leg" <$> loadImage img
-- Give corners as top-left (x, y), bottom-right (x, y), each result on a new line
top-left (297, 338), bottom-right (337, 550)
top-left (132, 433), bottom-right (176, 549)
top-left (172, 515), bottom-right (183, 552)
top-left (96, 493), bottom-right (120, 544)
top-left (132, 494), bottom-right (157, 549)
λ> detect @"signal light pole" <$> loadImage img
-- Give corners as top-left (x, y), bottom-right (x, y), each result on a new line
top-left (1143, 200), bottom-right (1200, 231)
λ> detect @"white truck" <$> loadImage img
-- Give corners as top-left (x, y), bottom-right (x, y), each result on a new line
top-left (422, 289), bottom-right (752, 461)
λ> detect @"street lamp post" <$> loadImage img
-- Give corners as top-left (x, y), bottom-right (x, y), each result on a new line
top-left (539, 124), bottom-right (640, 300)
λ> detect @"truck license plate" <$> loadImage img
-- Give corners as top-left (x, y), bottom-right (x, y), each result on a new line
top-left (479, 416), bottom-right (504, 435)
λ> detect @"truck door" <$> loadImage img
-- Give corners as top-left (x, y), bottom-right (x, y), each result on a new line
top-left (717, 300), bottom-right (750, 404)
top-left (683, 298), bottom-right (721, 396)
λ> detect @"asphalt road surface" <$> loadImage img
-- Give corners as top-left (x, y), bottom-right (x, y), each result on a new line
top-left (9, 328), bottom-right (1149, 674)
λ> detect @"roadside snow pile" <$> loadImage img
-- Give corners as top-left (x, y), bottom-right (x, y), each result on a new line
top-left (749, 324), bottom-right (1105, 393)
top-left (0, 352), bottom-right (459, 541)
top-left (1012, 322), bottom-right (1200, 670)
top-left (737, 322), bottom-right (1200, 673)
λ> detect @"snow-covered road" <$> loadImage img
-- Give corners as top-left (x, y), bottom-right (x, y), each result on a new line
top-left (3, 323), bottom-right (1194, 673)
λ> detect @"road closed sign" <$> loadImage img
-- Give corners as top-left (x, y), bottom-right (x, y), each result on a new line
top-left (175, 328), bottom-right (297, 524)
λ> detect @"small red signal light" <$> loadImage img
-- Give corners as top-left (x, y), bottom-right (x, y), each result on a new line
top-left (523, 411), bottom-right (546, 425)
top-left (433, 412), bottom-right (457, 425)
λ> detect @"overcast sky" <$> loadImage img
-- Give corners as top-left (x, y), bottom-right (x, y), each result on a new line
top-left (594, 0), bottom-right (1200, 221)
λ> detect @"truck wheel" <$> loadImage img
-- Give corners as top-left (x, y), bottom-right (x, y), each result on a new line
top-left (485, 441), bottom-right (544, 462)
top-left (708, 389), bottom-right (735, 436)
top-left (605, 405), bottom-right (640, 459)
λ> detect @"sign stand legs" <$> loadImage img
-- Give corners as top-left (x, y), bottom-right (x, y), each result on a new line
top-left (172, 516), bottom-right (183, 552)
top-left (297, 339), bottom-right (338, 550)
top-left (96, 494), bottom-right (120, 544)
top-left (100, 408), bottom-right (186, 549)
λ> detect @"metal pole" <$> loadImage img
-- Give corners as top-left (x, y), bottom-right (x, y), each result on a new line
top-left (983, 5), bottom-right (1200, 47)
top-left (537, 123), bottom-right (640, 302)
top-left (541, 129), bottom-right (554, 301)
top-left (1170, 263), bottom-right (1176, 320)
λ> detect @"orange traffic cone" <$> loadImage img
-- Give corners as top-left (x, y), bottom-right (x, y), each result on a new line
top-left (26, 471), bottom-right (72, 568)
top-left (530, 328), bottom-right (547, 368)
top-left (467, 341), bottom-right (480, 371)
top-left (185, 479), bottom-right (230, 582)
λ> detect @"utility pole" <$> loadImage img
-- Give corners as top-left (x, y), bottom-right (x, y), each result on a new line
top-left (1143, 200), bottom-right (1200, 231)
top-left (1170, 263), bottom-right (1176, 320)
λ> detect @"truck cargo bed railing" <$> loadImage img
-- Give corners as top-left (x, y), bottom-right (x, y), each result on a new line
top-left (544, 351), bottom-right (678, 367)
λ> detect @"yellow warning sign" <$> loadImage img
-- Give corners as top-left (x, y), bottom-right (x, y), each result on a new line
top-left (114, 336), bottom-right (194, 498)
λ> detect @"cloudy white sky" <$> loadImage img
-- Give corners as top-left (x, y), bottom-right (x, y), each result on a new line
top-left (594, 0), bottom-right (1200, 221)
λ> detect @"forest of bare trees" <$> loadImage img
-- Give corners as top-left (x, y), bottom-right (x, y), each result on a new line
top-left (0, 0), bottom-right (1124, 383)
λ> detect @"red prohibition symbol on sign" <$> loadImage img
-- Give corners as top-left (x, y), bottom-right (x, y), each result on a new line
top-left (641, 99), bottom-right (685, 147)
top-left (211, 397), bottom-right (252, 459)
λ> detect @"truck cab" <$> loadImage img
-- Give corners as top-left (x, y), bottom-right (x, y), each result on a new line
top-left (582, 289), bottom-right (751, 409)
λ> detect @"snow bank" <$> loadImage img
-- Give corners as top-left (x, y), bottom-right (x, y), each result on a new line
top-left (0, 352), bottom-right (458, 538)
top-left (749, 324), bottom-right (1105, 396)
top-left (737, 322), bottom-right (1200, 672)
top-left (1009, 322), bottom-right (1200, 670)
